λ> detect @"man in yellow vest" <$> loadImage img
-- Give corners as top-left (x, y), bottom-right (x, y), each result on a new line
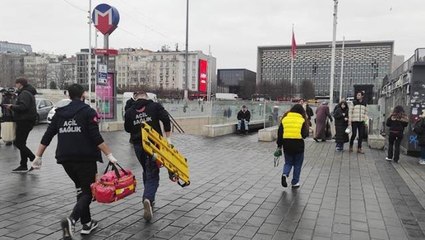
top-left (274, 104), bottom-right (309, 189)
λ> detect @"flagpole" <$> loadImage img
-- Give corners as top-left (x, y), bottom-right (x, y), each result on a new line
top-left (290, 54), bottom-right (294, 86)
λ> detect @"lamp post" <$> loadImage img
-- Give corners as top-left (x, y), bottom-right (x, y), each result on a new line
top-left (329, 0), bottom-right (338, 104)
top-left (184, 0), bottom-right (189, 100)
top-left (88, 0), bottom-right (93, 103)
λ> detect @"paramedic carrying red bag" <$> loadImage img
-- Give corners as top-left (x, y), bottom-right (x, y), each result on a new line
top-left (91, 162), bottom-right (136, 203)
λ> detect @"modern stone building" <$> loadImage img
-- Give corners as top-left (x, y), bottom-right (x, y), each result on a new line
top-left (257, 40), bottom-right (394, 98)
top-left (217, 69), bottom-right (256, 99)
top-left (0, 41), bottom-right (32, 54)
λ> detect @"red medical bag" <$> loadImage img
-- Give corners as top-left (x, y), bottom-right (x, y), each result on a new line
top-left (91, 163), bottom-right (136, 203)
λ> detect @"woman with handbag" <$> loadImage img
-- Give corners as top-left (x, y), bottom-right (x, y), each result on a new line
top-left (334, 100), bottom-right (350, 151)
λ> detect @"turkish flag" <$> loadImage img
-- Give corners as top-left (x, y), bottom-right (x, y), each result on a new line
top-left (291, 31), bottom-right (297, 59)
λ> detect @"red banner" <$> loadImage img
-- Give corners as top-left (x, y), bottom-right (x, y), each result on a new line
top-left (94, 49), bottom-right (118, 56)
top-left (198, 60), bottom-right (208, 93)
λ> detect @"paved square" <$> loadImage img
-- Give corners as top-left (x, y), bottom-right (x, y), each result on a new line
top-left (1, 125), bottom-right (425, 240)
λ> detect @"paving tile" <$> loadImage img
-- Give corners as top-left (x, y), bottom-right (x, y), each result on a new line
top-left (1, 128), bottom-right (425, 239)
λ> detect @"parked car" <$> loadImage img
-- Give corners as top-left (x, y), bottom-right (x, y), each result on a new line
top-left (47, 99), bottom-right (72, 124)
top-left (35, 98), bottom-right (54, 124)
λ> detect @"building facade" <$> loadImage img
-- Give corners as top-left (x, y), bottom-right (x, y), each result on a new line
top-left (76, 49), bottom-right (116, 88)
top-left (24, 54), bottom-right (49, 88)
top-left (116, 48), bottom-right (153, 88)
top-left (0, 41), bottom-right (32, 54)
top-left (115, 49), bottom-right (217, 93)
top-left (257, 40), bottom-right (394, 98)
top-left (0, 53), bottom-right (25, 87)
top-left (392, 54), bottom-right (405, 72)
top-left (61, 57), bottom-right (77, 88)
top-left (217, 69), bottom-right (256, 99)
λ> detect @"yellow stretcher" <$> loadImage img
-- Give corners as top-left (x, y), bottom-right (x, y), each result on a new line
top-left (140, 122), bottom-right (190, 187)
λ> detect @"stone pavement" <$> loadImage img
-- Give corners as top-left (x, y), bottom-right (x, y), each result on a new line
top-left (1, 125), bottom-right (425, 240)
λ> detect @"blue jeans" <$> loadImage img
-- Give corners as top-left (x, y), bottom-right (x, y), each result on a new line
top-left (134, 144), bottom-right (160, 202)
top-left (237, 120), bottom-right (249, 131)
top-left (283, 152), bottom-right (304, 185)
top-left (421, 147), bottom-right (425, 160)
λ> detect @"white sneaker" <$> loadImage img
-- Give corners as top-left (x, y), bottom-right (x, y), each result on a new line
top-left (292, 182), bottom-right (300, 189)
top-left (143, 199), bottom-right (153, 222)
top-left (385, 157), bottom-right (392, 161)
top-left (419, 159), bottom-right (425, 165)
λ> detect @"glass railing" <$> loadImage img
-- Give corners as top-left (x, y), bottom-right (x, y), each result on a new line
top-left (96, 96), bottom-right (384, 135)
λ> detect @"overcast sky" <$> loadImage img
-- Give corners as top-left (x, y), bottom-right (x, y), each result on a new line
top-left (1, 0), bottom-right (424, 71)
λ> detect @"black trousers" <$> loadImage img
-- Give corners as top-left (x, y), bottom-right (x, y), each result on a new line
top-left (62, 161), bottom-right (97, 224)
top-left (388, 133), bottom-right (402, 162)
top-left (14, 120), bottom-right (35, 167)
top-left (350, 121), bottom-right (365, 149)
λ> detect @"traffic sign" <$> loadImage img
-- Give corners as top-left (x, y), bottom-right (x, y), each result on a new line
top-left (92, 4), bottom-right (120, 35)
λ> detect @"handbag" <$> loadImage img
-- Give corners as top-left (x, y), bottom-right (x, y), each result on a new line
top-left (345, 127), bottom-right (351, 134)
top-left (91, 162), bottom-right (136, 203)
top-left (1, 122), bottom-right (16, 142)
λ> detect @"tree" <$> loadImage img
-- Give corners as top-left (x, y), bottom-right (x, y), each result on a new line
top-left (300, 80), bottom-right (315, 100)
top-left (256, 80), bottom-right (296, 100)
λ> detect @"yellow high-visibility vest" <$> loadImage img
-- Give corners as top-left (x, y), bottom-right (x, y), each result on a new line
top-left (282, 112), bottom-right (305, 139)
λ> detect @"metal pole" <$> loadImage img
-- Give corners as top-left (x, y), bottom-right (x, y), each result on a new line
top-left (184, 0), bottom-right (189, 100)
top-left (207, 45), bottom-right (212, 102)
top-left (94, 29), bottom-right (98, 110)
top-left (339, 36), bottom-right (345, 102)
top-left (88, 0), bottom-right (92, 102)
top-left (329, 0), bottom-right (338, 105)
top-left (263, 101), bottom-right (266, 129)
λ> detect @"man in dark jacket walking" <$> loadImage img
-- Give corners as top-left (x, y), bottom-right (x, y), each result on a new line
top-left (237, 105), bottom-right (251, 134)
top-left (4, 78), bottom-right (37, 172)
top-left (124, 90), bottom-right (171, 222)
top-left (31, 84), bottom-right (118, 239)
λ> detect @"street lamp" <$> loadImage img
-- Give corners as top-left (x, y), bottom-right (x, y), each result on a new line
top-left (329, 0), bottom-right (338, 104)
top-left (88, 0), bottom-right (93, 103)
top-left (184, 0), bottom-right (189, 100)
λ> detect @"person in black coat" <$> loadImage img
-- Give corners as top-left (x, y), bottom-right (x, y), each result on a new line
top-left (4, 78), bottom-right (37, 172)
top-left (32, 84), bottom-right (118, 239)
top-left (237, 105), bottom-right (251, 134)
top-left (386, 106), bottom-right (409, 163)
top-left (124, 92), bottom-right (137, 112)
top-left (124, 90), bottom-right (171, 222)
top-left (333, 100), bottom-right (349, 151)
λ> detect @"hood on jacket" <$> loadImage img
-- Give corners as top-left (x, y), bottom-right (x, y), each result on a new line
top-left (55, 100), bottom-right (90, 119)
top-left (18, 84), bottom-right (37, 95)
top-left (133, 98), bottom-right (154, 110)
